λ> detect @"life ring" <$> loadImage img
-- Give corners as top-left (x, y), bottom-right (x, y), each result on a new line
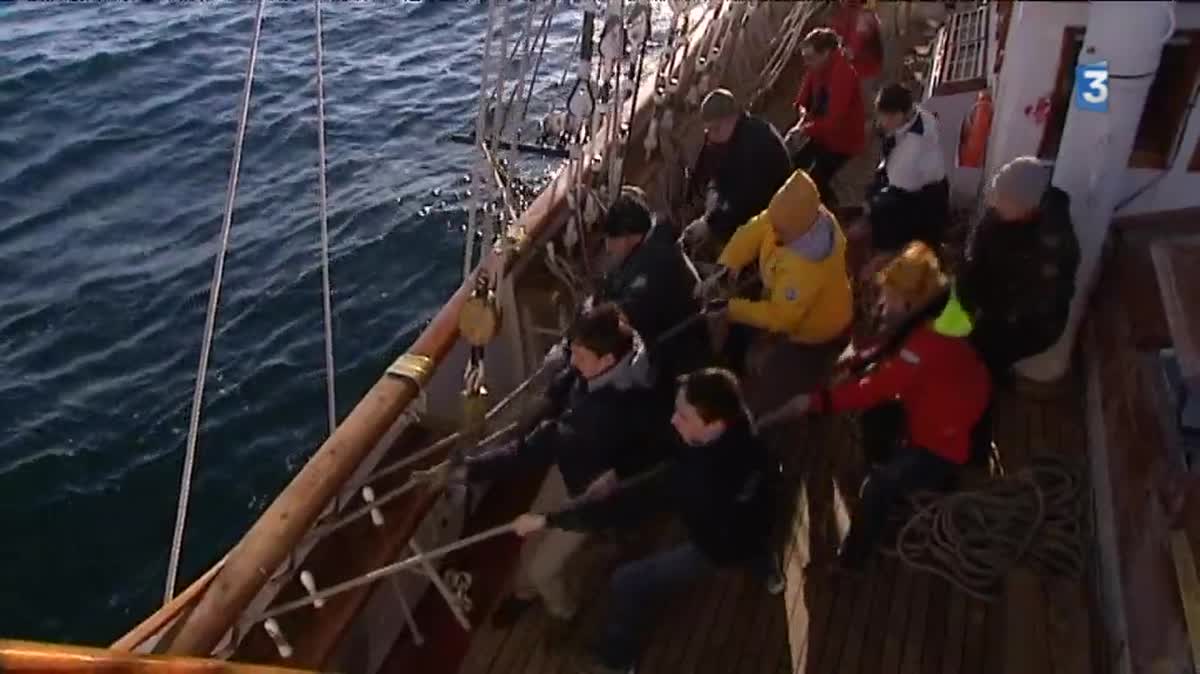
top-left (958, 90), bottom-right (993, 168)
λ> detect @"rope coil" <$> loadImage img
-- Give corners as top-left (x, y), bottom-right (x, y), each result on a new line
top-left (891, 453), bottom-right (1088, 602)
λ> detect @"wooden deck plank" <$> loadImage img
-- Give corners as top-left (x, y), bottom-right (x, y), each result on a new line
top-left (920, 578), bottom-right (951, 674)
top-left (982, 600), bottom-right (1006, 674)
top-left (939, 587), bottom-right (968, 674)
top-left (676, 567), bottom-right (741, 673)
top-left (878, 563), bottom-right (915, 674)
top-left (733, 590), bottom-right (787, 674)
top-left (638, 553), bottom-right (710, 673)
top-left (706, 573), bottom-right (757, 674)
top-left (959, 598), bottom-right (989, 674)
top-left (857, 557), bottom-right (900, 674)
top-left (1044, 578), bottom-right (1094, 674)
top-left (836, 559), bottom-right (884, 674)
top-left (1001, 568), bottom-right (1054, 674)
top-left (813, 572), bottom-right (860, 674)
top-left (897, 570), bottom-right (931, 674)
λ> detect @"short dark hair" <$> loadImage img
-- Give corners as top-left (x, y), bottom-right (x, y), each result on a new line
top-left (677, 367), bottom-right (748, 424)
top-left (875, 83), bottom-right (914, 115)
top-left (569, 302), bottom-right (634, 359)
top-left (602, 186), bottom-right (652, 237)
top-left (803, 28), bottom-right (841, 54)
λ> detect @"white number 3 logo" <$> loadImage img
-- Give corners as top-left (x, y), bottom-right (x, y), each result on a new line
top-left (1082, 69), bottom-right (1109, 104)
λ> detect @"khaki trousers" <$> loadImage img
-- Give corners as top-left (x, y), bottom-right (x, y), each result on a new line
top-left (513, 467), bottom-right (589, 619)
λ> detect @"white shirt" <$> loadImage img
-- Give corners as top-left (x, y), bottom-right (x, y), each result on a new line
top-left (880, 107), bottom-right (946, 193)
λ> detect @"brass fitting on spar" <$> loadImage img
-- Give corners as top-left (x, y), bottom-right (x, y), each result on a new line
top-left (385, 353), bottom-right (435, 389)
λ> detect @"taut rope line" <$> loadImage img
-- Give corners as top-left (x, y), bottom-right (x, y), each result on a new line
top-left (164, 0), bottom-right (268, 605)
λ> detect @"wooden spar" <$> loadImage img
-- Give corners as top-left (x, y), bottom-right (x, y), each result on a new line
top-left (0, 639), bottom-right (314, 673)
top-left (144, 0), bottom-right (723, 658)
top-left (111, 556), bottom-right (226, 652)
top-left (155, 72), bottom-right (574, 658)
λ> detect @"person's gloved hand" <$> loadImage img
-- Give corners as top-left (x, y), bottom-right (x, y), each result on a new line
top-left (784, 123), bottom-right (808, 153)
top-left (511, 513), bottom-right (547, 538)
top-left (704, 297), bottom-right (730, 315)
top-left (542, 339), bottom-right (569, 371)
top-left (410, 460), bottom-right (467, 491)
top-left (694, 265), bottom-right (729, 299)
top-left (681, 217), bottom-right (710, 250)
top-left (758, 393), bottom-right (814, 429)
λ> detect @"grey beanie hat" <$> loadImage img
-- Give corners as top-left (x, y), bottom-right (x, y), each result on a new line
top-left (700, 88), bottom-right (739, 122)
top-left (990, 156), bottom-right (1052, 213)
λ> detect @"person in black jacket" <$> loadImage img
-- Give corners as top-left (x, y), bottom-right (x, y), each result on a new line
top-left (959, 156), bottom-right (1080, 465)
top-left (681, 88), bottom-right (793, 260)
top-left (512, 368), bottom-right (779, 674)
top-left (416, 304), bottom-right (660, 633)
top-left (960, 156), bottom-right (1080, 379)
top-left (597, 186), bottom-right (711, 390)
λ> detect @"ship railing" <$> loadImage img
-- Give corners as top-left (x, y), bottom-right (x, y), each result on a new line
top-left (113, 0), bottom-right (821, 663)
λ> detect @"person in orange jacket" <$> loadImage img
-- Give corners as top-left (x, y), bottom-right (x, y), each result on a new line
top-left (761, 242), bottom-right (991, 571)
top-left (783, 28), bottom-right (867, 208)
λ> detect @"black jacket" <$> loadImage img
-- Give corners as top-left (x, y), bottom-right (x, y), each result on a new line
top-left (689, 113), bottom-right (793, 242)
top-left (547, 418), bottom-right (774, 566)
top-left (596, 221), bottom-right (710, 380)
top-left (465, 345), bottom-right (661, 496)
top-left (959, 186), bottom-right (1081, 371)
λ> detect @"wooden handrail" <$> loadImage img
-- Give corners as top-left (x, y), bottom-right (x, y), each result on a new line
top-left (0, 639), bottom-right (314, 673)
top-left (158, 120), bottom-right (576, 658)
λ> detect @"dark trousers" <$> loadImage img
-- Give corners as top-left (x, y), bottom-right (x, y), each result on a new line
top-left (791, 140), bottom-right (851, 207)
top-left (839, 430), bottom-right (959, 569)
top-left (596, 543), bottom-right (774, 669)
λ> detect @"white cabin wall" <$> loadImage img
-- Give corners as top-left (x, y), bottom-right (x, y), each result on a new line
top-left (1112, 1), bottom-right (1200, 216)
top-left (987, 1), bottom-right (1200, 216)
top-left (983, 1), bottom-right (1087, 183)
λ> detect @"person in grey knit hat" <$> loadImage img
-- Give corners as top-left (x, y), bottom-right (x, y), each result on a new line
top-left (959, 154), bottom-right (1080, 467)
top-left (986, 156), bottom-right (1053, 221)
top-left (682, 88), bottom-right (792, 260)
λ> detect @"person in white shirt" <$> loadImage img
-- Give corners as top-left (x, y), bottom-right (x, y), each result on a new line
top-left (859, 83), bottom-right (950, 264)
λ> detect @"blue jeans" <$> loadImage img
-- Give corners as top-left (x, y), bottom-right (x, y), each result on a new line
top-left (839, 446), bottom-right (958, 569)
top-left (596, 543), bottom-right (776, 669)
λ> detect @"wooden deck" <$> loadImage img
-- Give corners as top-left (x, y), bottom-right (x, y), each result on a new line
top-left (448, 384), bottom-right (1104, 674)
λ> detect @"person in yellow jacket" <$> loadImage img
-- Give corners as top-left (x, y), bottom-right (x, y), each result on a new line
top-left (701, 168), bottom-right (854, 413)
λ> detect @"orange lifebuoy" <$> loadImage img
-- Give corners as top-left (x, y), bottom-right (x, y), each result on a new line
top-left (958, 90), bottom-right (993, 168)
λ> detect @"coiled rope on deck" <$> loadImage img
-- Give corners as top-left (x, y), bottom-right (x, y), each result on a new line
top-left (164, 0), bottom-right (268, 605)
top-left (890, 453), bottom-right (1088, 602)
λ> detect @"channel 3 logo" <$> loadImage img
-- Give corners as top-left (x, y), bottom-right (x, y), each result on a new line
top-left (1076, 61), bottom-right (1109, 113)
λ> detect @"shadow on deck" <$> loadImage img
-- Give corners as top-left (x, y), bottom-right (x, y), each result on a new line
top-left (451, 384), bottom-right (1103, 674)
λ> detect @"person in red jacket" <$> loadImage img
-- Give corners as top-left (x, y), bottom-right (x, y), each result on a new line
top-left (784, 28), bottom-right (867, 208)
top-left (761, 241), bottom-right (991, 571)
top-left (826, 0), bottom-right (884, 85)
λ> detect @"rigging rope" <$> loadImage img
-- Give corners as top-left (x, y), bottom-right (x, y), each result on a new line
top-left (464, 0), bottom-right (500, 281)
top-left (314, 0), bottom-right (337, 436)
top-left (164, 0), bottom-right (267, 605)
top-left (888, 453), bottom-right (1088, 602)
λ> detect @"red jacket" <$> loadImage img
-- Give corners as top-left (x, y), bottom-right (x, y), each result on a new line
top-left (795, 49), bottom-right (866, 156)
top-left (811, 323), bottom-right (991, 464)
top-left (827, 5), bottom-right (884, 80)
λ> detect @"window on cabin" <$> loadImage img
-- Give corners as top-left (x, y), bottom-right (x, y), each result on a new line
top-left (1040, 28), bottom-right (1200, 170)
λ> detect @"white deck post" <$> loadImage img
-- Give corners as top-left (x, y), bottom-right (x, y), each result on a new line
top-left (1017, 0), bottom-right (1174, 383)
